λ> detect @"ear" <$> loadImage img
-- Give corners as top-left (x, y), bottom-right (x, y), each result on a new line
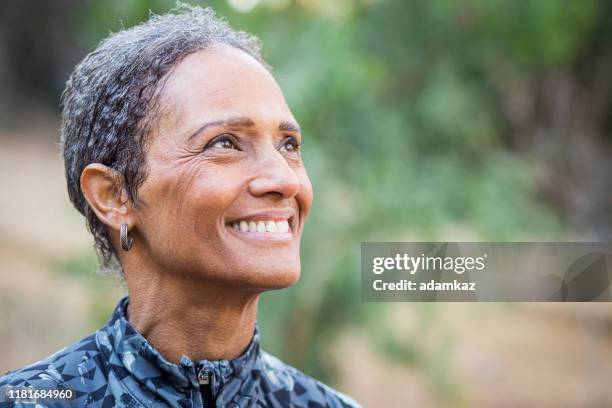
top-left (80, 163), bottom-right (133, 231)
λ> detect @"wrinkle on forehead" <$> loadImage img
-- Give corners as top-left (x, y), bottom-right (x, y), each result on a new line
top-left (164, 44), bottom-right (278, 102)
top-left (153, 45), bottom-right (293, 147)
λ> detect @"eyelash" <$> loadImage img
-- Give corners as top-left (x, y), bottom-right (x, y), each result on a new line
top-left (281, 136), bottom-right (302, 153)
top-left (204, 134), bottom-right (302, 154)
top-left (205, 134), bottom-right (236, 151)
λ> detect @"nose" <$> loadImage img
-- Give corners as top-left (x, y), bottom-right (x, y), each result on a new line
top-left (248, 146), bottom-right (300, 199)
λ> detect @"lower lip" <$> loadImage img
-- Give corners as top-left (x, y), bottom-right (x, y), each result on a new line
top-left (227, 226), bottom-right (294, 241)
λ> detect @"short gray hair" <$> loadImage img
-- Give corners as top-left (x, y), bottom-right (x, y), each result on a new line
top-left (61, 4), bottom-right (264, 275)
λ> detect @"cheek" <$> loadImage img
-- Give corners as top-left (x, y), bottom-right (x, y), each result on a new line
top-left (188, 175), bottom-right (239, 238)
top-left (138, 163), bottom-right (241, 243)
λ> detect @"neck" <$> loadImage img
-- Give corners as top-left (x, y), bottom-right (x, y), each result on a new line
top-left (124, 269), bottom-right (260, 364)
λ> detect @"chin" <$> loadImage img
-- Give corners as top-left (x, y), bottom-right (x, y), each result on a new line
top-left (267, 267), bottom-right (301, 289)
top-left (239, 264), bottom-right (301, 291)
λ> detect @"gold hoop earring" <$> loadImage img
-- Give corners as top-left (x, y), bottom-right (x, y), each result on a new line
top-left (120, 223), bottom-right (133, 251)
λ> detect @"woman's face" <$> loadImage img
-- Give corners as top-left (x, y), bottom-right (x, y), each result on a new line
top-left (132, 45), bottom-right (313, 290)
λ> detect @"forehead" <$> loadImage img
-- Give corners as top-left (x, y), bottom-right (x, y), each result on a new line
top-left (159, 45), bottom-right (294, 132)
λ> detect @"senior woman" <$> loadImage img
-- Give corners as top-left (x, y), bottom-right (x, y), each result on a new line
top-left (0, 6), bottom-right (359, 408)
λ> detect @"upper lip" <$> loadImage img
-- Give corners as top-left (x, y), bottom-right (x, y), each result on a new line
top-left (226, 208), bottom-right (297, 225)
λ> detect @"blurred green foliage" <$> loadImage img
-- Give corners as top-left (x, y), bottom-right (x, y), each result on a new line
top-left (50, 252), bottom-right (123, 329)
top-left (51, 0), bottom-right (611, 404)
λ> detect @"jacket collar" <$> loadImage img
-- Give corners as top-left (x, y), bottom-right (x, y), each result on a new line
top-left (96, 296), bottom-right (262, 406)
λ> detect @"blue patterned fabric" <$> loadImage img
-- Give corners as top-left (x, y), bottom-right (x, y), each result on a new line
top-left (0, 297), bottom-right (360, 407)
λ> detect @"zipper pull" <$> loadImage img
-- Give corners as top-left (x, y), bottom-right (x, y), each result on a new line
top-left (198, 368), bottom-right (214, 407)
top-left (198, 368), bottom-right (211, 385)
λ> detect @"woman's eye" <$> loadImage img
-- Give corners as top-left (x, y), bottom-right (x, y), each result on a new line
top-left (207, 134), bottom-right (237, 150)
top-left (281, 137), bottom-right (301, 153)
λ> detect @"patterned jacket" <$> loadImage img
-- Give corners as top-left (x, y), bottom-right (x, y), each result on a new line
top-left (0, 297), bottom-right (360, 408)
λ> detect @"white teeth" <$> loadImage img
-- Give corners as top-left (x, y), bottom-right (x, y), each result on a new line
top-left (257, 221), bottom-right (266, 233)
top-left (276, 220), bottom-right (289, 233)
top-left (231, 219), bottom-right (291, 233)
top-left (265, 220), bottom-right (277, 232)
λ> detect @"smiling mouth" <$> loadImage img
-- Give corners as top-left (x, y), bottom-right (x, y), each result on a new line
top-left (226, 216), bottom-right (295, 241)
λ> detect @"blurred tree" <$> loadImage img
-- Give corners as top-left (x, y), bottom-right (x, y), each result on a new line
top-left (0, 0), bottom-right (84, 122)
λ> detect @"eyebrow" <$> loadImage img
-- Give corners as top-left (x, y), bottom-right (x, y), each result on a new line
top-left (187, 116), bottom-right (301, 141)
top-left (187, 116), bottom-right (254, 141)
top-left (278, 120), bottom-right (301, 133)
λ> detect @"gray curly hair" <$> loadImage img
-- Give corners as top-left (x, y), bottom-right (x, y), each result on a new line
top-left (60, 4), bottom-right (265, 275)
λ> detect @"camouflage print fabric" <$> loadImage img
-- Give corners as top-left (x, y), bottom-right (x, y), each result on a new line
top-left (0, 297), bottom-right (360, 408)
